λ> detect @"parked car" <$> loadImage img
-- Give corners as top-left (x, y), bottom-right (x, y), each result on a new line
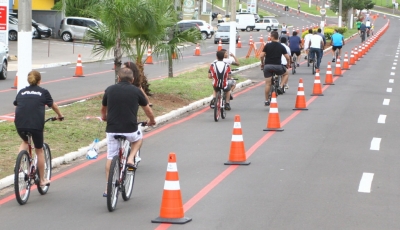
top-left (255, 17), bottom-right (279, 32)
top-left (177, 20), bottom-right (214, 40)
top-left (0, 42), bottom-right (8, 80)
top-left (8, 16), bottom-right (36, 41)
top-left (58, 17), bottom-right (102, 42)
top-left (214, 23), bottom-right (239, 44)
top-left (9, 13), bottom-right (52, 39)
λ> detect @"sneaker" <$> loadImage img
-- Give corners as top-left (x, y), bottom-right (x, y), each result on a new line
top-left (225, 103), bottom-right (231, 110)
top-left (230, 94), bottom-right (233, 100)
top-left (135, 156), bottom-right (141, 164)
top-left (304, 56), bottom-right (307, 60)
top-left (210, 98), bottom-right (215, 109)
top-left (332, 58), bottom-right (335, 62)
top-left (265, 100), bottom-right (270, 106)
top-left (284, 84), bottom-right (289, 89)
top-left (297, 63), bottom-right (299, 67)
top-left (277, 87), bottom-right (284, 95)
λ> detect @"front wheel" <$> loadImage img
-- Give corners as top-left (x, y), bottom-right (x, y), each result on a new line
top-left (37, 143), bottom-right (52, 195)
top-left (0, 60), bottom-right (7, 80)
top-left (14, 151), bottom-right (31, 205)
top-left (292, 62), bottom-right (296, 74)
top-left (107, 156), bottom-right (120, 212)
top-left (214, 91), bottom-right (221, 122)
top-left (266, 27), bottom-right (271, 32)
top-left (122, 149), bottom-right (139, 201)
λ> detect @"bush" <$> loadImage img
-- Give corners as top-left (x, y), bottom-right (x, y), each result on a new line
top-left (300, 27), bottom-right (346, 40)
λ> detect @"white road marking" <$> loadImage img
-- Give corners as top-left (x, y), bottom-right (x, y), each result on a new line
top-left (389, 79), bottom-right (394, 83)
top-left (392, 67), bottom-right (396, 70)
top-left (391, 72), bottom-right (395, 75)
top-left (383, 99), bottom-right (390, 105)
top-left (370, 138), bottom-right (381, 150)
top-left (394, 63), bottom-right (398, 65)
top-left (358, 173), bottom-right (374, 193)
top-left (395, 59), bottom-right (398, 62)
top-left (378, 115), bottom-right (387, 124)
top-left (387, 88), bottom-right (392, 92)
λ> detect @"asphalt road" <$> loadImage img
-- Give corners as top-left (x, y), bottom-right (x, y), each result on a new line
top-left (1, 7), bottom-right (400, 230)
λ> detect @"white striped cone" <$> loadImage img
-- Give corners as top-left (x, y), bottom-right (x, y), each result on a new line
top-left (225, 115), bottom-right (250, 165)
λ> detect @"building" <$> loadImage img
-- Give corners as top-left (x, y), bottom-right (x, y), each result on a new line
top-left (11, 0), bottom-right (55, 11)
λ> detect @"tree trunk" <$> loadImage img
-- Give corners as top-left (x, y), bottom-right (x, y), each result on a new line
top-left (114, 32), bottom-right (122, 84)
top-left (168, 48), bottom-right (173, 78)
top-left (135, 57), bottom-right (152, 96)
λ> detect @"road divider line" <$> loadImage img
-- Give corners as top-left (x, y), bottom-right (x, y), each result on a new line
top-left (387, 88), bottom-right (392, 92)
top-left (358, 173), bottom-right (374, 193)
top-left (389, 79), bottom-right (394, 83)
top-left (383, 99), bottom-right (390, 105)
top-left (390, 72), bottom-right (395, 75)
top-left (370, 138), bottom-right (381, 151)
top-left (377, 115), bottom-right (387, 124)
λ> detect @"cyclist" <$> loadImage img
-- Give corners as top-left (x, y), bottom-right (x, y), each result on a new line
top-left (281, 23), bottom-right (287, 35)
top-left (365, 19), bottom-right (371, 37)
top-left (288, 31), bottom-right (302, 67)
top-left (330, 29), bottom-right (345, 62)
top-left (360, 22), bottom-right (367, 42)
top-left (208, 50), bottom-right (232, 110)
top-left (220, 49), bottom-right (239, 100)
top-left (279, 31), bottom-right (289, 45)
top-left (260, 31), bottom-right (290, 106)
top-left (303, 29), bottom-right (313, 60)
top-left (101, 67), bottom-right (156, 196)
top-left (280, 37), bottom-right (291, 90)
top-left (308, 30), bottom-right (324, 70)
top-left (13, 70), bottom-right (64, 187)
top-left (356, 20), bottom-right (362, 35)
top-left (317, 28), bottom-right (326, 61)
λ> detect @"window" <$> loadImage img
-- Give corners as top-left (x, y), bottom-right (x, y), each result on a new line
top-left (84, 20), bottom-right (97, 27)
top-left (72, 19), bottom-right (84, 27)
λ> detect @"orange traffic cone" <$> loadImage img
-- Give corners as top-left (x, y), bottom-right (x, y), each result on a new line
top-left (11, 74), bottom-right (18, 89)
top-left (194, 43), bottom-right (201, 56)
top-left (217, 39), bottom-right (222, 51)
top-left (73, 54), bottom-right (84, 77)
top-left (358, 46), bottom-right (363, 59)
top-left (259, 34), bottom-right (264, 43)
top-left (237, 36), bottom-right (242, 48)
top-left (334, 57), bottom-right (343, 77)
top-left (151, 153), bottom-right (192, 224)
top-left (323, 62), bottom-right (335, 85)
top-left (354, 48), bottom-right (359, 62)
top-left (263, 92), bottom-right (284, 131)
top-left (293, 78), bottom-right (308, 110)
top-left (145, 47), bottom-right (153, 64)
top-left (249, 35), bottom-right (253, 45)
top-left (311, 70), bottom-right (324, 96)
top-left (349, 49), bottom-right (356, 65)
top-left (342, 52), bottom-right (350, 70)
top-left (172, 52), bottom-right (178, 59)
top-left (224, 115), bottom-right (250, 165)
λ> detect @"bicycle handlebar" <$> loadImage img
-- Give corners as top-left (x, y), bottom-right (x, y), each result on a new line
top-left (137, 121), bottom-right (147, 126)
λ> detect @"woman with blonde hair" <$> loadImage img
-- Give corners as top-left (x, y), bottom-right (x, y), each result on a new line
top-left (13, 70), bottom-right (64, 187)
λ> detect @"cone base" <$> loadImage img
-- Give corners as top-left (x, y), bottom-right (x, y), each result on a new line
top-left (224, 161), bottom-right (251, 165)
top-left (293, 108), bottom-right (308, 110)
top-left (151, 216), bottom-right (192, 224)
top-left (263, 128), bottom-right (284, 131)
top-left (73, 75), bottom-right (85, 77)
top-left (323, 83), bottom-right (335, 85)
top-left (310, 93), bottom-right (324, 96)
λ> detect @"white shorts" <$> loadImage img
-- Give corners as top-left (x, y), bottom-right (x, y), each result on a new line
top-left (106, 130), bottom-right (142, 160)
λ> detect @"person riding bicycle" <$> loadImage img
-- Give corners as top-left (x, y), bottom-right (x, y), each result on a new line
top-left (303, 29), bottom-right (313, 60)
top-left (13, 70), bottom-right (64, 187)
top-left (288, 31), bottom-right (302, 67)
top-left (281, 23), bottom-right (287, 35)
top-left (317, 28), bottom-right (326, 62)
top-left (360, 22), bottom-right (367, 42)
top-left (101, 67), bottom-right (156, 196)
top-left (260, 31), bottom-right (290, 106)
top-left (280, 37), bottom-right (291, 90)
top-left (279, 31), bottom-right (289, 45)
top-left (330, 29), bottom-right (345, 62)
top-left (365, 19), bottom-right (371, 37)
top-left (308, 30), bottom-right (324, 70)
top-left (220, 49), bottom-right (239, 100)
top-left (356, 20), bottom-right (362, 35)
top-left (208, 50), bottom-right (232, 110)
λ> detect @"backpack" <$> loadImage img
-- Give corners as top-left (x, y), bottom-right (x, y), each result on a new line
top-left (212, 61), bottom-right (229, 89)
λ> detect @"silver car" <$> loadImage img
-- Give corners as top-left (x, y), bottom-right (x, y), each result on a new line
top-left (58, 17), bottom-right (102, 42)
top-left (214, 23), bottom-right (239, 44)
top-left (0, 42), bottom-right (8, 80)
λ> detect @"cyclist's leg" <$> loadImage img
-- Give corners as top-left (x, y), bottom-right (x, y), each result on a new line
top-left (316, 49), bottom-right (322, 69)
top-left (332, 46), bottom-right (336, 61)
top-left (281, 66), bottom-right (289, 87)
top-left (126, 130), bottom-right (144, 166)
top-left (105, 133), bottom-right (119, 191)
top-left (263, 65), bottom-right (273, 104)
top-left (31, 130), bottom-right (48, 186)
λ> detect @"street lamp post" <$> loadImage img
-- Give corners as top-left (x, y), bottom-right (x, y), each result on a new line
top-left (17, 0), bottom-right (33, 92)
top-left (229, 0), bottom-right (237, 56)
top-left (338, 0), bottom-right (342, 27)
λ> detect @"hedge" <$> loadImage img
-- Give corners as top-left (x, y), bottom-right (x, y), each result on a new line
top-left (301, 26), bottom-right (348, 40)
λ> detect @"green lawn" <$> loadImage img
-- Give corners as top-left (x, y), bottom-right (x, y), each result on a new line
top-left (208, 0), bottom-right (274, 16)
top-left (269, 0), bottom-right (337, 17)
top-left (371, 0), bottom-right (396, 8)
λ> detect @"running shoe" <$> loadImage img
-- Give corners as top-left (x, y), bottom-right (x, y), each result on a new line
top-left (225, 103), bottom-right (231, 110)
top-left (135, 156), bottom-right (141, 164)
top-left (284, 84), bottom-right (289, 89)
top-left (210, 98), bottom-right (215, 109)
top-left (277, 87), bottom-right (284, 95)
top-left (265, 100), bottom-right (270, 106)
top-left (332, 58), bottom-right (335, 62)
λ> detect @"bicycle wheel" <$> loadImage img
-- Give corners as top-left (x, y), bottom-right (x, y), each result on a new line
top-left (122, 149), bottom-right (137, 201)
top-left (37, 143), bottom-right (52, 195)
top-left (307, 54), bottom-right (310, 67)
top-left (292, 57), bottom-right (296, 74)
top-left (14, 151), bottom-right (31, 205)
top-left (214, 90), bottom-right (221, 122)
top-left (221, 101), bottom-right (226, 119)
top-left (107, 156), bottom-right (120, 212)
top-left (312, 58), bottom-right (316, 75)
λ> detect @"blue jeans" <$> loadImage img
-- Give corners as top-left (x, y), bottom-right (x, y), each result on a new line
top-left (309, 48), bottom-right (322, 69)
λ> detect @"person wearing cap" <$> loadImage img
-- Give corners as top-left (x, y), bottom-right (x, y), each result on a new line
top-left (330, 28), bottom-right (345, 62)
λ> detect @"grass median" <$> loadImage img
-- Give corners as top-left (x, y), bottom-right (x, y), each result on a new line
top-left (0, 57), bottom-right (259, 179)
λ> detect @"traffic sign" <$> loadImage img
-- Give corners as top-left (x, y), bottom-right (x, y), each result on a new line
top-left (320, 8), bottom-right (326, 15)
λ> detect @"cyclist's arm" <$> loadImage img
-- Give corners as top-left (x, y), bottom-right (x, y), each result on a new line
top-left (141, 105), bottom-right (156, 126)
top-left (342, 37), bottom-right (345, 45)
top-left (50, 103), bottom-right (63, 120)
top-left (101, 105), bottom-right (107, 121)
top-left (283, 53), bottom-right (290, 68)
top-left (260, 52), bottom-right (266, 69)
top-left (229, 53), bottom-right (240, 66)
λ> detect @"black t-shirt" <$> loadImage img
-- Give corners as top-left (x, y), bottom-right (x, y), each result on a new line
top-left (263, 41), bottom-right (287, 65)
top-left (13, 85), bottom-right (54, 130)
top-left (102, 81), bottom-right (148, 133)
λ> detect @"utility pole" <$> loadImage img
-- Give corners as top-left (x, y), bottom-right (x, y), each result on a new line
top-left (17, 0), bottom-right (32, 92)
top-left (321, 0), bottom-right (326, 33)
top-left (338, 0), bottom-right (342, 27)
top-left (229, 0), bottom-right (236, 56)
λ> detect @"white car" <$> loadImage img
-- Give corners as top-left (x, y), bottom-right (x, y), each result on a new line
top-left (255, 17), bottom-right (279, 32)
top-left (0, 42), bottom-right (8, 80)
top-left (177, 20), bottom-right (214, 40)
top-left (8, 16), bottom-right (36, 41)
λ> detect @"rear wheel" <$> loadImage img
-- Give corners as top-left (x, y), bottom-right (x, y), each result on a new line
top-left (246, 27), bottom-right (251, 32)
top-left (62, 32), bottom-right (72, 42)
top-left (107, 156), bottom-right (120, 212)
top-left (37, 143), bottom-right (52, 195)
top-left (14, 151), bottom-right (31, 205)
top-left (214, 91), bottom-right (221, 122)
top-left (312, 58), bottom-right (316, 75)
top-left (9, 30), bottom-right (17, 41)
top-left (0, 60), bottom-right (7, 80)
top-left (201, 32), bottom-right (207, 40)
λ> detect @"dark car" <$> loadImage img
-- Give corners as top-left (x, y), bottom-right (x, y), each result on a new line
top-left (9, 13), bottom-right (52, 39)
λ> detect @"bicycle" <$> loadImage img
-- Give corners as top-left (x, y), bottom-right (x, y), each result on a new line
top-left (291, 55), bottom-right (297, 74)
top-left (309, 50), bottom-right (318, 75)
top-left (360, 31), bottom-right (366, 43)
top-left (213, 78), bottom-right (238, 122)
top-left (266, 72), bottom-right (283, 105)
top-left (14, 117), bottom-right (62, 205)
top-left (106, 122), bottom-right (146, 212)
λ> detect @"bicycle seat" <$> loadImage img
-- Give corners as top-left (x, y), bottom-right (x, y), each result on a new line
top-left (114, 135), bottom-right (126, 140)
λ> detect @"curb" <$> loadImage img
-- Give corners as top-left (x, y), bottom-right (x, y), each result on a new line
top-left (0, 64), bottom-right (256, 190)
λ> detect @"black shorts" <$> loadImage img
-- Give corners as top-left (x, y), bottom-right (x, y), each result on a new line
top-left (213, 85), bottom-right (231, 92)
top-left (332, 46), bottom-right (342, 51)
top-left (263, 65), bottom-right (286, 78)
top-left (291, 51), bottom-right (301, 56)
top-left (17, 128), bottom-right (44, 149)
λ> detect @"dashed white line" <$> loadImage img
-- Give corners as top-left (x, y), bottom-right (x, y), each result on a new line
top-left (394, 63), bottom-right (398, 65)
top-left (392, 67), bottom-right (396, 70)
top-left (358, 173), bottom-right (374, 193)
top-left (387, 88), bottom-right (393, 92)
top-left (378, 115), bottom-right (387, 124)
top-left (391, 72), bottom-right (395, 75)
top-left (370, 138), bottom-right (381, 150)
top-left (383, 99), bottom-right (390, 105)
top-left (389, 79), bottom-right (394, 83)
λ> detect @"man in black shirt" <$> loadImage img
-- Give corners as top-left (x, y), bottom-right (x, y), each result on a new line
top-left (101, 68), bottom-right (156, 196)
top-left (14, 70), bottom-right (64, 187)
top-left (260, 31), bottom-right (290, 106)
